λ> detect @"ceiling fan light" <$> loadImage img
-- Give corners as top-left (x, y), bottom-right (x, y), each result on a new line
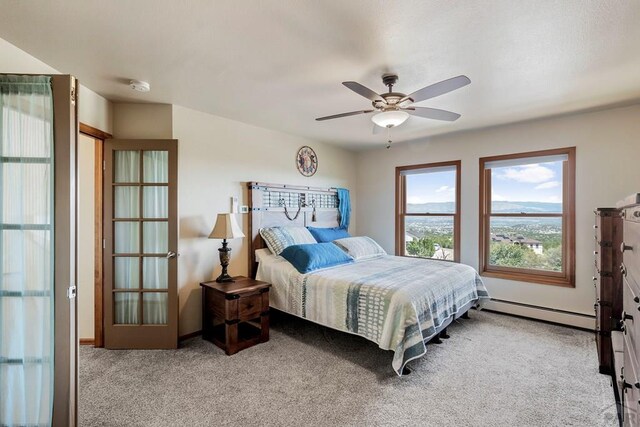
top-left (371, 110), bottom-right (409, 128)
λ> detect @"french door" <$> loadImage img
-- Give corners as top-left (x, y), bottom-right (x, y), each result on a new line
top-left (0, 74), bottom-right (77, 426)
top-left (103, 140), bottom-right (178, 349)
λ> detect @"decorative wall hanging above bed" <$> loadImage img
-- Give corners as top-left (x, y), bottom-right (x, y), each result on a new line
top-left (296, 146), bottom-right (318, 177)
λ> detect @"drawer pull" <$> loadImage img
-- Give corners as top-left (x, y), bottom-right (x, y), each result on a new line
top-left (623, 380), bottom-right (633, 390)
top-left (621, 264), bottom-right (627, 276)
top-left (623, 311), bottom-right (633, 321)
top-left (635, 211), bottom-right (640, 218)
top-left (593, 225), bottom-right (598, 230)
top-left (635, 296), bottom-right (640, 303)
top-left (621, 242), bottom-right (633, 252)
top-left (593, 251), bottom-right (598, 255)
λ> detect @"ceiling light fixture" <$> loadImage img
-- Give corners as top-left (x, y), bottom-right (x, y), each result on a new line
top-left (129, 80), bottom-right (150, 92)
top-left (371, 110), bottom-right (409, 128)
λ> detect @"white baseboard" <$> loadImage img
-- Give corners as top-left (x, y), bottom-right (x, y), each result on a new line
top-left (484, 299), bottom-right (595, 330)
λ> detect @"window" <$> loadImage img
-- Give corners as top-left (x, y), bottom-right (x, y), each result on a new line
top-left (479, 147), bottom-right (575, 287)
top-left (396, 161), bottom-right (460, 262)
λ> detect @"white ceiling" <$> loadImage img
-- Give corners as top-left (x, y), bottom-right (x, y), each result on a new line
top-left (1, 0), bottom-right (639, 150)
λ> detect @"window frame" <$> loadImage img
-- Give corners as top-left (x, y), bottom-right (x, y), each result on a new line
top-left (478, 147), bottom-right (576, 287)
top-left (395, 160), bottom-right (461, 263)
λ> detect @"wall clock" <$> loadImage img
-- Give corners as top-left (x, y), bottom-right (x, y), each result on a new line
top-left (296, 146), bottom-right (318, 177)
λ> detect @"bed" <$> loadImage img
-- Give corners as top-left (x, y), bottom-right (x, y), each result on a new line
top-left (247, 182), bottom-right (490, 375)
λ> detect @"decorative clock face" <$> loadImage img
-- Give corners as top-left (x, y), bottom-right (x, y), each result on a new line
top-left (296, 146), bottom-right (318, 177)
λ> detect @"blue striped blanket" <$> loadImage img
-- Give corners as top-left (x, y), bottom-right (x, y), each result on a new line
top-left (258, 254), bottom-right (490, 375)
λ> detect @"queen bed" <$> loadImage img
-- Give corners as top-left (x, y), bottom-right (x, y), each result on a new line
top-left (247, 182), bottom-right (489, 375)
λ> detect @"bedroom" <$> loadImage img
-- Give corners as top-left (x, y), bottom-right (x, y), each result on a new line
top-left (1, 1), bottom-right (640, 426)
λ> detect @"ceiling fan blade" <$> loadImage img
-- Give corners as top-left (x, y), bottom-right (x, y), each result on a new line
top-left (315, 109), bottom-right (374, 121)
top-left (400, 75), bottom-right (471, 104)
top-left (342, 81), bottom-right (385, 102)
top-left (406, 107), bottom-right (461, 121)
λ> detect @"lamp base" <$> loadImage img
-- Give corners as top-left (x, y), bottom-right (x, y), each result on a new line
top-left (215, 273), bottom-right (235, 283)
top-left (216, 239), bottom-right (234, 283)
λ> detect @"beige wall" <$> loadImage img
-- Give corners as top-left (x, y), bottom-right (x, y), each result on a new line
top-left (112, 103), bottom-right (172, 139)
top-left (0, 37), bottom-right (113, 133)
top-left (356, 104), bottom-right (640, 326)
top-left (172, 105), bottom-right (357, 335)
top-left (78, 134), bottom-right (96, 340)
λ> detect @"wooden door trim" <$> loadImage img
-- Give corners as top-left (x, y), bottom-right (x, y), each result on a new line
top-left (79, 123), bottom-right (112, 348)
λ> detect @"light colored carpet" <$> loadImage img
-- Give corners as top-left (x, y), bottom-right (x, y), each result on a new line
top-left (79, 310), bottom-right (617, 427)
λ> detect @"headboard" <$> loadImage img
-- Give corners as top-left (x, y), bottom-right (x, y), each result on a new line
top-left (247, 182), bottom-right (340, 278)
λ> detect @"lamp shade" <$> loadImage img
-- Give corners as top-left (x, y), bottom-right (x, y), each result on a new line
top-left (208, 213), bottom-right (245, 240)
top-left (371, 110), bottom-right (409, 128)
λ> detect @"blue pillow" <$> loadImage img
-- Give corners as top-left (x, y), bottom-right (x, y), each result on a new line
top-left (307, 226), bottom-right (351, 243)
top-left (280, 243), bottom-right (353, 274)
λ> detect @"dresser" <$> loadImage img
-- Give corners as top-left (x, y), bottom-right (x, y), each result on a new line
top-left (618, 194), bottom-right (640, 426)
top-left (594, 208), bottom-right (623, 375)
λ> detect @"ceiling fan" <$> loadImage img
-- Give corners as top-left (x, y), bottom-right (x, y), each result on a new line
top-left (315, 74), bottom-right (471, 131)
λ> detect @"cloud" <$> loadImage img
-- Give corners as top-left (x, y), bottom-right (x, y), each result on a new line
top-left (435, 185), bottom-right (452, 193)
top-left (407, 196), bottom-right (427, 204)
top-left (498, 165), bottom-right (555, 183)
top-left (534, 181), bottom-right (560, 190)
top-left (492, 193), bottom-right (507, 201)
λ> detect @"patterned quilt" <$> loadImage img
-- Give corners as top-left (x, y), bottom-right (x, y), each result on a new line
top-left (258, 255), bottom-right (490, 375)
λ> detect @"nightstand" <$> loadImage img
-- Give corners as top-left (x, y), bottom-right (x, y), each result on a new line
top-left (200, 277), bottom-right (271, 355)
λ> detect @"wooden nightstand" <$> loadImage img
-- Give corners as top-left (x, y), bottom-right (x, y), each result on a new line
top-left (200, 277), bottom-right (271, 355)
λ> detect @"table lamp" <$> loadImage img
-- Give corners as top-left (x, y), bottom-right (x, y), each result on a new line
top-left (208, 213), bottom-right (245, 283)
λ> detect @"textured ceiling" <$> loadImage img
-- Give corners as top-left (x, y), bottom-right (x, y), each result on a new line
top-left (1, 0), bottom-right (639, 150)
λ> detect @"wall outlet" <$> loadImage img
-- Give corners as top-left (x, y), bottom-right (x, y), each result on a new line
top-left (240, 205), bottom-right (249, 214)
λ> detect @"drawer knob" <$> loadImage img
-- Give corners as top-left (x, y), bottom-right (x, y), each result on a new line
top-left (635, 296), bottom-right (640, 303)
top-left (621, 264), bottom-right (627, 275)
top-left (593, 225), bottom-right (598, 229)
top-left (621, 242), bottom-right (633, 252)
top-left (634, 211), bottom-right (640, 218)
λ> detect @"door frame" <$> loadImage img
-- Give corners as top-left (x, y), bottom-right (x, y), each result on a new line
top-left (79, 123), bottom-right (112, 348)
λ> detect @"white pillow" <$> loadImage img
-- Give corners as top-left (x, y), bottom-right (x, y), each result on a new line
top-left (332, 236), bottom-right (387, 261)
top-left (259, 226), bottom-right (317, 255)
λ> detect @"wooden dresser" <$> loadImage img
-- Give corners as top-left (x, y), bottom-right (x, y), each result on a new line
top-left (618, 194), bottom-right (640, 426)
top-left (594, 208), bottom-right (623, 374)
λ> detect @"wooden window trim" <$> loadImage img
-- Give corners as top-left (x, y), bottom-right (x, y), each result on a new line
top-left (478, 147), bottom-right (576, 287)
top-left (395, 160), bottom-right (461, 263)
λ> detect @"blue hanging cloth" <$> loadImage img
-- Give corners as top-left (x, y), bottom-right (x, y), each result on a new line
top-left (336, 188), bottom-right (351, 230)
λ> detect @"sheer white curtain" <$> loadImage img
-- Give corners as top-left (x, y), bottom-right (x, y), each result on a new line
top-left (112, 150), bottom-right (167, 325)
top-left (0, 75), bottom-right (54, 426)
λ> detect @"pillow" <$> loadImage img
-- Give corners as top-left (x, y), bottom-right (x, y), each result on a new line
top-left (259, 226), bottom-right (317, 255)
top-left (307, 226), bottom-right (351, 243)
top-left (280, 243), bottom-right (353, 274)
top-left (332, 236), bottom-right (387, 261)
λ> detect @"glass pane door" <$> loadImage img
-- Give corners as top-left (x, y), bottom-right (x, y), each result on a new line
top-left (104, 140), bottom-right (177, 349)
top-left (112, 150), bottom-right (168, 325)
top-left (0, 75), bottom-right (55, 426)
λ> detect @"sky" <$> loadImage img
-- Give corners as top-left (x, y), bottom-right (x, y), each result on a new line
top-left (406, 160), bottom-right (563, 205)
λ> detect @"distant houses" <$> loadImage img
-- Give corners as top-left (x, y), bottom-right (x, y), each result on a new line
top-left (491, 233), bottom-right (543, 254)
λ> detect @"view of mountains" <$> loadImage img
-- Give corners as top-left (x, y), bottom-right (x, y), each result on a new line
top-left (407, 201), bottom-right (562, 214)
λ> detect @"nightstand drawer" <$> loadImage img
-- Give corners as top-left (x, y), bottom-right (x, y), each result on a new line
top-left (237, 293), bottom-right (264, 321)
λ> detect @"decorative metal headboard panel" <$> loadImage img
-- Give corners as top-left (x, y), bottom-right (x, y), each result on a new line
top-left (247, 182), bottom-right (340, 278)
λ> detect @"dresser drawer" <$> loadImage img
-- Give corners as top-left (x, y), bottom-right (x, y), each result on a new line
top-left (623, 219), bottom-right (640, 285)
top-left (623, 332), bottom-right (640, 427)
top-left (623, 277), bottom-right (640, 360)
top-left (236, 292), bottom-right (267, 321)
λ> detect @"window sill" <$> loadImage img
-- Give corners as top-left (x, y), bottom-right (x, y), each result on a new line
top-left (480, 269), bottom-right (575, 288)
